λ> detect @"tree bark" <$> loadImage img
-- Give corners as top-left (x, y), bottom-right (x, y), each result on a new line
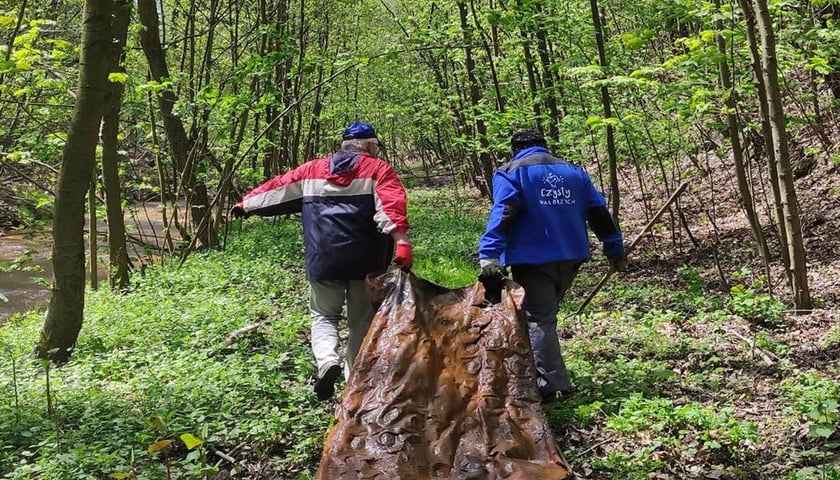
top-left (88, 164), bottom-right (98, 291)
top-left (37, 0), bottom-right (112, 363)
top-left (101, 0), bottom-right (132, 290)
top-left (534, 3), bottom-right (562, 139)
top-left (138, 0), bottom-right (216, 249)
top-left (457, 0), bottom-right (494, 194)
top-left (589, 0), bottom-right (620, 222)
top-left (752, 0), bottom-right (812, 309)
top-left (518, 28), bottom-right (542, 121)
top-left (714, 0), bottom-right (771, 271)
top-left (469, 0), bottom-right (506, 113)
top-left (738, 0), bottom-right (792, 280)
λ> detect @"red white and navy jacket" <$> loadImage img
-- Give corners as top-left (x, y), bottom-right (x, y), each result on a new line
top-left (236, 149), bottom-right (410, 281)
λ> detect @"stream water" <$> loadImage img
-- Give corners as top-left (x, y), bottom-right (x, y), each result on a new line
top-left (0, 231), bottom-right (53, 323)
top-left (0, 202), bottom-right (179, 323)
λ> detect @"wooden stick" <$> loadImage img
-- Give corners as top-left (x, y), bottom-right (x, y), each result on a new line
top-left (573, 181), bottom-right (690, 316)
top-left (729, 329), bottom-right (778, 366)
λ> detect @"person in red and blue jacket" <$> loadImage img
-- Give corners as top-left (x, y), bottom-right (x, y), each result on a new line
top-left (231, 122), bottom-right (412, 401)
top-left (477, 129), bottom-right (625, 403)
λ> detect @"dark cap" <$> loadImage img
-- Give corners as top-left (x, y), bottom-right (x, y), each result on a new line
top-left (342, 122), bottom-right (377, 140)
top-left (510, 129), bottom-right (547, 153)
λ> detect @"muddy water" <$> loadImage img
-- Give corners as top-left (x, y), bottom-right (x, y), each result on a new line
top-left (0, 232), bottom-right (53, 322)
top-left (0, 203), bottom-right (181, 323)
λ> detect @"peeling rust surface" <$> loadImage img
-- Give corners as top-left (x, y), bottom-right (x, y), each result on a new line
top-left (316, 269), bottom-right (572, 480)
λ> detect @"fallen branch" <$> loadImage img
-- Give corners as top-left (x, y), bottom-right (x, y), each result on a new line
top-left (575, 436), bottom-right (615, 457)
top-left (206, 321), bottom-right (267, 357)
top-left (728, 329), bottom-right (778, 366)
top-left (210, 446), bottom-right (236, 464)
top-left (574, 181), bottom-right (690, 316)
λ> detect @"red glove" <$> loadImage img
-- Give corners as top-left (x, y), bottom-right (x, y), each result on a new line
top-left (394, 240), bottom-right (413, 269)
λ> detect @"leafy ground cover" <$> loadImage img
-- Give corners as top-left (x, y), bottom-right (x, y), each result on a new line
top-left (1, 187), bottom-right (838, 479)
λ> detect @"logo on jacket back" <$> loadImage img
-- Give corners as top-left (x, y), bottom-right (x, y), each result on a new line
top-left (540, 173), bottom-right (574, 205)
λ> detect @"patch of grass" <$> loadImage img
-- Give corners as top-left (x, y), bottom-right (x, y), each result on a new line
top-left (605, 395), bottom-right (758, 458)
top-left (589, 446), bottom-right (664, 480)
top-left (0, 220), bottom-right (326, 479)
top-left (408, 188), bottom-right (486, 288)
top-left (781, 370), bottom-right (840, 456)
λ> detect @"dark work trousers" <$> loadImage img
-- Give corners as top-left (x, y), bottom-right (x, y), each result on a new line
top-left (511, 260), bottom-right (583, 396)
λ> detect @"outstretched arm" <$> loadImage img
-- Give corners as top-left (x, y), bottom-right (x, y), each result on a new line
top-left (235, 165), bottom-right (307, 217)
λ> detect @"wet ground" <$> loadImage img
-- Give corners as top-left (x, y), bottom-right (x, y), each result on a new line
top-left (0, 202), bottom-right (180, 323)
top-left (0, 231), bottom-right (53, 322)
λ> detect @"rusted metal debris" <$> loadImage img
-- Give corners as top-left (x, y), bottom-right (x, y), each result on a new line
top-left (316, 269), bottom-right (572, 480)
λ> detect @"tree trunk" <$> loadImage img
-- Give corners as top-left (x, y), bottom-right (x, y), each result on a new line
top-left (752, 0), bottom-right (812, 310)
top-left (518, 28), bottom-right (542, 121)
top-left (37, 0), bottom-right (112, 363)
top-left (88, 164), bottom-right (98, 291)
top-left (738, 0), bottom-right (792, 281)
top-left (534, 3), bottom-right (562, 139)
top-left (714, 0), bottom-right (771, 271)
top-left (137, 0), bottom-right (216, 249)
top-left (101, 0), bottom-right (132, 290)
top-left (457, 0), bottom-right (494, 194)
top-left (469, 0), bottom-right (506, 113)
top-left (589, 0), bottom-right (620, 221)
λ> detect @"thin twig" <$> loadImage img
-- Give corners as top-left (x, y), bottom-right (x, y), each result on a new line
top-left (210, 446), bottom-right (236, 464)
top-left (574, 436), bottom-right (615, 457)
top-left (729, 329), bottom-right (778, 366)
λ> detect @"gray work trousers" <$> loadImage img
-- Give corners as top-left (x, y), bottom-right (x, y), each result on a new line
top-left (511, 260), bottom-right (582, 396)
top-left (309, 280), bottom-right (376, 380)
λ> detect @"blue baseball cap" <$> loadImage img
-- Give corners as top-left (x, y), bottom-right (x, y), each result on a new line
top-left (342, 122), bottom-right (377, 140)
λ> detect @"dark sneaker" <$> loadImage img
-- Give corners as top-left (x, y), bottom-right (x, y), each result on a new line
top-left (314, 364), bottom-right (342, 401)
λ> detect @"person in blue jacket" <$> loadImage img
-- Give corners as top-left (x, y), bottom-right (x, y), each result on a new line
top-left (478, 129), bottom-right (625, 402)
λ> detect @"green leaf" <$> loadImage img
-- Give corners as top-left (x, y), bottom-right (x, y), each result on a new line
top-left (796, 466), bottom-right (818, 477)
top-left (700, 30), bottom-right (717, 43)
top-left (108, 473), bottom-right (133, 479)
top-left (808, 423), bottom-right (835, 438)
top-left (108, 72), bottom-right (128, 83)
top-left (180, 433), bottom-right (204, 450)
top-left (585, 115), bottom-right (603, 127)
top-left (0, 291), bottom-right (8, 303)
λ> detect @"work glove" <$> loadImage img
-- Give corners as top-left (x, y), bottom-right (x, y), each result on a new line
top-left (229, 205), bottom-right (250, 219)
top-left (478, 258), bottom-right (507, 303)
top-left (393, 240), bottom-right (413, 270)
top-left (604, 241), bottom-right (626, 272)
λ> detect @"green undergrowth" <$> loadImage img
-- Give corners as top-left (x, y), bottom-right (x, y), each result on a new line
top-left (1, 188), bottom-right (837, 479)
top-left (407, 188), bottom-right (487, 288)
top-left (0, 188), bottom-right (488, 480)
top-left (0, 219), bottom-right (324, 479)
top-left (548, 272), bottom-right (839, 479)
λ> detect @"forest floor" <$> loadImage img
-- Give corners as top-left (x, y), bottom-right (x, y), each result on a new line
top-left (0, 136), bottom-right (838, 479)
top-left (546, 138), bottom-right (840, 479)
